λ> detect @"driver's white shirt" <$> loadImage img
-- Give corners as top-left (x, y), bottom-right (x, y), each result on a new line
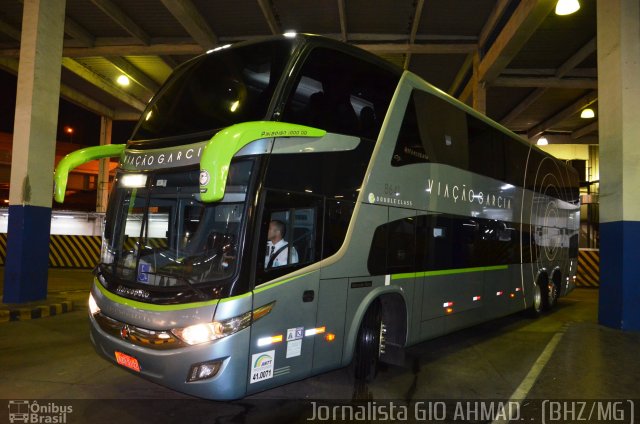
top-left (265, 239), bottom-right (299, 268)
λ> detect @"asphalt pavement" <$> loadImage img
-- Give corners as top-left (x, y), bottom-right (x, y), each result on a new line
top-left (0, 270), bottom-right (638, 424)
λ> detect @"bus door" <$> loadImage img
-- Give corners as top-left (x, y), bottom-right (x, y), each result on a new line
top-left (246, 190), bottom-right (323, 393)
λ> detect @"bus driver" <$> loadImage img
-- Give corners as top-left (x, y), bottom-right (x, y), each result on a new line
top-left (265, 220), bottom-right (298, 268)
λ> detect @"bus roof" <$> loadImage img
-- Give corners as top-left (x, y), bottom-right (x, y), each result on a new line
top-left (127, 34), bottom-right (401, 149)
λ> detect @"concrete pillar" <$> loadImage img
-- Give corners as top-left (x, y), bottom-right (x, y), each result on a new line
top-left (597, 0), bottom-right (640, 331)
top-left (96, 116), bottom-right (112, 213)
top-left (3, 0), bottom-right (66, 303)
top-left (588, 145), bottom-right (599, 184)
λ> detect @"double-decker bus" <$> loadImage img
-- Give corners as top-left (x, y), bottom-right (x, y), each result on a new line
top-left (54, 34), bottom-right (580, 400)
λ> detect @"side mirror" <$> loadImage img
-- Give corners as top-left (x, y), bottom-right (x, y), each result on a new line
top-left (54, 144), bottom-right (125, 203)
top-left (199, 121), bottom-right (325, 203)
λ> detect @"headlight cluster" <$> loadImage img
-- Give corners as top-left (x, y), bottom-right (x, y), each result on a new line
top-left (171, 302), bottom-right (274, 346)
top-left (89, 293), bottom-right (101, 315)
top-left (171, 311), bottom-right (252, 345)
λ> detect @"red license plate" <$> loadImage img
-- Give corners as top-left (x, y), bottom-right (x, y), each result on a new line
top-left (115, 351), bottom-right (141, 372)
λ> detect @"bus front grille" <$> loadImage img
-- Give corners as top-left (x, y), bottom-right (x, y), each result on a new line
top-left (94, 312), bottom-right (186, 350)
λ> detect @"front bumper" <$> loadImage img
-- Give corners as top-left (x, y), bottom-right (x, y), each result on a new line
top-left (89, 309), bottom-right (251, 400)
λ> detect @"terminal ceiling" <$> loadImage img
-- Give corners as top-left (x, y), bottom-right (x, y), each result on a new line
top-left (0, 0), bottom-right (597, 145)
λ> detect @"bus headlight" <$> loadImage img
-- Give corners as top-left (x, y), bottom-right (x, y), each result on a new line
top-left (171, 302), bottom-right (274, 346)
top-left (171, 312), bottom-right (252, 345)
top-left (88, 293), bottom-right (101, 315)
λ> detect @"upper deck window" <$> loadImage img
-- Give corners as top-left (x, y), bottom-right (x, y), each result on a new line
top-left (131, 40), bottom-right (294, 141)
top-left (281, 47), bottom-right (399, 140)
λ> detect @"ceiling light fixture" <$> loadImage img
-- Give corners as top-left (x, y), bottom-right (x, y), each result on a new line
top-left (537, 136), bottom-right (549, 146)
top-left (580, 108), bottom-right (595, 119)
top-left (555, 0), bottom-right (580, 15)
top-left (116, 75), bottom-right (130, 86)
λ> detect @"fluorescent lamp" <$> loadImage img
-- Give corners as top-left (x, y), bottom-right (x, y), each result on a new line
top-left (580, 108), bottom-right (595, 119)
top-left (283, 31), bottom-right (297, 38)
top-left (555, 0), bottom-right (580, 15)
top-left (537, 137), bottom-right (549, 146)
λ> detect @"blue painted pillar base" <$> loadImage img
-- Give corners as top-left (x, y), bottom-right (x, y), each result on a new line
top-left (599, 221), bottom-right (640, 331)
top-left (2, 205), bottom-right (52, 303)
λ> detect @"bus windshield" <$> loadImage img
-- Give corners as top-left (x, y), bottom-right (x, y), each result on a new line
top-left (131, 39), bottom-right (294, 141)
top-left (100, 161), bottom-right (253, 298)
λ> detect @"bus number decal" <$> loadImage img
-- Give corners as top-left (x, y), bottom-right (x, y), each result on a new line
top-left (250, 350), bottom-right (275, 384)
top-left (384, 183), bottom-right (400, 195)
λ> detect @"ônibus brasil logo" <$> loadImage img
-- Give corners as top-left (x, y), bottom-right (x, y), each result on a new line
top-left (8, 400), bottom-right (73, 423)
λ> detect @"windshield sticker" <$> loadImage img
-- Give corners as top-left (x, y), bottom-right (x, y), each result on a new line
top-left (137, 263), bottom-right (150, 283)
top-left (250, 350), bottom-right (275, 384)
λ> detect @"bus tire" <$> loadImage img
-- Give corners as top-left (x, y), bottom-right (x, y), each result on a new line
top-left (353, 300), bottom-right (383, 382)
top-left (527, 278), bottom-right (545, 318)
top-left (546, 272), bottom-right (561, 310)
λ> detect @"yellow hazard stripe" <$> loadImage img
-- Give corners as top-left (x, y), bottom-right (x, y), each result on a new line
top-left (48, 235), bottom-right (68, 267)
top-left (0, 233), bottom-right (6, 265)
top-left (577, 250), bottom-right (599, 287)
top-left (50, 236), bottom-right (77, 267)
top-left (0, 234), bottom-right (171, 269)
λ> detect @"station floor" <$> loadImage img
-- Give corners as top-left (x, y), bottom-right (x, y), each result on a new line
top-left (0, 269), bottom-right (639, 423)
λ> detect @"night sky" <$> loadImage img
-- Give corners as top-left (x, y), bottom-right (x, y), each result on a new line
top-left (0, 68), bottom-right (136, 146)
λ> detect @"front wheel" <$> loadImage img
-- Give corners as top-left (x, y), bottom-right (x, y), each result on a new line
top-left (353, 300), bottom-right (384, 381)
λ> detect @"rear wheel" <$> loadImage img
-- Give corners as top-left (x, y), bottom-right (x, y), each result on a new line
top-left (527, 278), bottom-right (545, 318)
top-left (546, 281), bottom-right (559, 310)
top-left (546, 273), bottom-right (561, 310)
top-left (353, 300), bottom-right (384, 381)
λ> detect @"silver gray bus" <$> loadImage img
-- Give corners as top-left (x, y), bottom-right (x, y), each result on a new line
top-left (54, 34), bottom-right (580, 400)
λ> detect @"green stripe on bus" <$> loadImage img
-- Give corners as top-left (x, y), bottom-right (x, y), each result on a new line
top-left (253, 270), bottom-right (316, 294)
top-left (391, 265), bottom-right (509, 280)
